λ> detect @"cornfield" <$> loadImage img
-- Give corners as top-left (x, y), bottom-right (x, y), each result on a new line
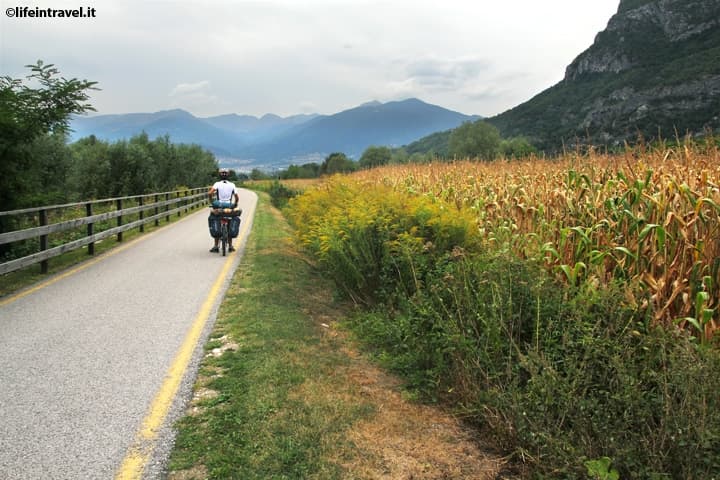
top-left (347, 141), bottom-right (720, 342)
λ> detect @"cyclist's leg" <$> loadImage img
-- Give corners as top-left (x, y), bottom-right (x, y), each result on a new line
top-left (210, 215), bottom-right (220, 252)
top-left (228, 217), bottom-right (237, 252)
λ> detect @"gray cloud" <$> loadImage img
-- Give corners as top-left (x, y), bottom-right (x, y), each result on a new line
top-left (402, 56), bottom-right (491, 91)
top-left (168, 81), bottom-right (220, 111)
top-left (1, 0), bottom-right (621, 117)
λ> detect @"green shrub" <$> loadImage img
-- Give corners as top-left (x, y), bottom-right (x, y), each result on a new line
top-left (348, 252), bottom-right (553, 398)
top-left (348, 256), bottom-right (720, 478)
top-left (507, 282), bottom-right (720, 478)
top-left (267, 180), bottom-right (300, 209)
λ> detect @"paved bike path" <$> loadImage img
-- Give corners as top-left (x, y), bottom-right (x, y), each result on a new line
top-left (0, 189), bottom-right (257, 480)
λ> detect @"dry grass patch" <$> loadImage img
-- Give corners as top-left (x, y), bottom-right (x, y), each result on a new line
top-left (316, 325), bottom-right (507, 480)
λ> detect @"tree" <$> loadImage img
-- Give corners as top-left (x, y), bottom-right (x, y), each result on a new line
top-left (358, 146), bottom-right (392, 169)
top-left (250, 168), bottom-right (269, 181)
top-left (174, 143), bottom-right (217, 188)
top-left (69, 133), bottom-right (218, 197)
top-left (409, 152), bottom-right (430, 163)
top-left (0, 61), bottom-right (97, 145)
top-left (389, 148), bottom-right (410, 164)
top-left (69, 135), bottom-right (111, 199)
top-left (321, 152), bottom-right (356, 175)
top-left (1, 61), bottom-right (98, 210)
top-left (280, 162), bottom-right (321, 179)
top-left (500, 136), bottom-right (538, 159)
top-left (448, 120), bottom-right (501, 160)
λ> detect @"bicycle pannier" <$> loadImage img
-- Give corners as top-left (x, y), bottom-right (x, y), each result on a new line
top-left (208, 214), bottom-right (222, 238)
top-left (229, 216), bottom-right (241, 238)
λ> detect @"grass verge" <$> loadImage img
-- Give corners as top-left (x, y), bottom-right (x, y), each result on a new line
top-left (167, 193), bottom-right (506, 479)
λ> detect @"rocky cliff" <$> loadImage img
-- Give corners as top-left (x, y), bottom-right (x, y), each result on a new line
top-left (566, 0), bottom-right (719, 78)
top-left (489, 0), bottom-right (720, 150)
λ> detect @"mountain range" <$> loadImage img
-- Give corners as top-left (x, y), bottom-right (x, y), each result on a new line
top-left (69, 98), bottom-right (478, 168)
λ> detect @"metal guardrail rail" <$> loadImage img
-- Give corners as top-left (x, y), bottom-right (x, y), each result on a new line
top-left (0, 187), bottom-right (208, 275)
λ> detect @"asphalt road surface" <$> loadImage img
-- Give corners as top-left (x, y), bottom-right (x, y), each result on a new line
top-left (0, 189), bottom-right (257, 480)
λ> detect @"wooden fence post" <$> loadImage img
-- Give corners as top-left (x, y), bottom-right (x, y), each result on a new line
top-left (87, 203), bottom-right (94, 255)
top-left (116, 199), bottom-right (123, 242)
top-left (139, 196), bottom-right (145, 233)
top-left (39, 209), bottom-right (48, 273)
top-left (165, 193), bottom-right (170, 222)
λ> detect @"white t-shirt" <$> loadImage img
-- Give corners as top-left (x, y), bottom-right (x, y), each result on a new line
top-left (212, 180), bottom-right (237, 203)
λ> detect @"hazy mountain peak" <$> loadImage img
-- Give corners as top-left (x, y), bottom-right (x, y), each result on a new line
top-left (260, 113), bottom-right (282, 121)
top-left (359, 100), bottom-right (383, 107)
top-left (69, 99), bottom-right (477, 167)
top-left (155, 108), bottom-right (194, 118)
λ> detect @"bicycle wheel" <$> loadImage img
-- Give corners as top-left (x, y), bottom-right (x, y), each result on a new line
top-left (221, 223), bottom-right (228, 256)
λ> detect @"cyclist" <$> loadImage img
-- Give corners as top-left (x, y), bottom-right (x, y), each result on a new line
top-left (208, 168), bottom-right (239, 252)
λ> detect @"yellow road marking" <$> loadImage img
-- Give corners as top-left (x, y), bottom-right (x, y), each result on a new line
top-left (115, 212), bottom-right (252, 480)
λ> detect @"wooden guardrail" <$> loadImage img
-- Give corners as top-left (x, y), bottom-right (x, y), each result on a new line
top-left (0, 187), bottom-right (208, 275)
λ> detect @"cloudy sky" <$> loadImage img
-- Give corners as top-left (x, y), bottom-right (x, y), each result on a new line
top-left (2, 0), bottom-right (620, 118)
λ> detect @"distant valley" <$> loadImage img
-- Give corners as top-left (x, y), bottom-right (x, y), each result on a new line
top-left (70, 98), bottom-right (479, 169)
